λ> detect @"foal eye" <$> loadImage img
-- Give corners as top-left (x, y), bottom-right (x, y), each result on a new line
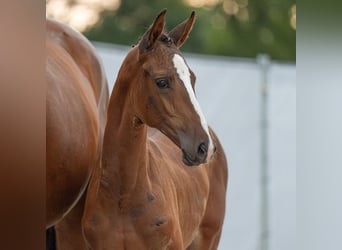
top-left (155, 78), bottom-right (169, 89)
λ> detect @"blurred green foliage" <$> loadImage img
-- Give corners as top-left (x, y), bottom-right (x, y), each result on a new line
top-left (84, 0), bottom-right (296, 62)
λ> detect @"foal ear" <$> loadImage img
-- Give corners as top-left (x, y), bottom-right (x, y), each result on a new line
top-left (169, 11), bottom-right (196, 48)
top-left (139, 9), bottom-right (167, 52)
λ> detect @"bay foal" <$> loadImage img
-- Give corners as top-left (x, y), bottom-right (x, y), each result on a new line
top-left (83, 10), bottom-right (228, 249)
top-left (47, 19), bottom-right (109, 249)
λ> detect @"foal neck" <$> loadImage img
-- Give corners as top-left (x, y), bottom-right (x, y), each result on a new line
top-left (101, 48), bottom-right (150, 199)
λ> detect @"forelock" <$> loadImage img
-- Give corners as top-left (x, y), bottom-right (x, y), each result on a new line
top-left (159, 33), bottom-right (173, 47)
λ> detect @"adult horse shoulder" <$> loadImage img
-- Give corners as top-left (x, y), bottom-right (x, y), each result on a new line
top-left (82, 10), bottom-right (228, 250)
top-left (46, 18), bottom-right (109, 228)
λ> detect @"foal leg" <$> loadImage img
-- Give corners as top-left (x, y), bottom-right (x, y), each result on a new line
top-left (188, 153), bottom-right (227, 249)
top-left (187, 193), bottom-right (226, 250)
top-left (167, 229), bottom-right (184, 250)
top-left (188, 135), bottom-right (228, 250)
top-left (186, 226), bottom-right (223, 250)
top-left (55, 194), bottom-right (87, 250)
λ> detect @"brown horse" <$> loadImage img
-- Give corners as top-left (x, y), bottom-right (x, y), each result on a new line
top-left (82, 10), bottom-right (228, 249)
top-left (46, 19), bottom-right (109, 248)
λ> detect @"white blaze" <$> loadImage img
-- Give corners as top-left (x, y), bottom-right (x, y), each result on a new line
top-left (172, 54), bottom-right (214, 161)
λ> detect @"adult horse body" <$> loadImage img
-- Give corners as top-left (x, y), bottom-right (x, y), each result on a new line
top-left (82, 10), bottom-right (228, 249)
top-left (46, 19), bottom-right (109, 247)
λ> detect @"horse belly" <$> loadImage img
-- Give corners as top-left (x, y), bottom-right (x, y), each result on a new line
top-left (46, 59), bottom-right (100, 227)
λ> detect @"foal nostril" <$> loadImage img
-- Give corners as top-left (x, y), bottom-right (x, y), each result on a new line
top-left (197, 142), bottom-right (208, 158)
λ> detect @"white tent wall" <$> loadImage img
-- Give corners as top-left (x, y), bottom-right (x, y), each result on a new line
top-left (93, 42), bottom-right (296, 250)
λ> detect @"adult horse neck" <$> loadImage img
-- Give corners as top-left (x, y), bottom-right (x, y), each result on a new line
top-left (46, 18), bottom-right (109, 228)
top-left (83, 10), bottom-right (228, 250)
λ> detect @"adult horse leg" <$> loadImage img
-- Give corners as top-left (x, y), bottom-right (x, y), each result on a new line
top-left (54, 193), bottom-right (87, 250)
top-left (46, 227), bottom-right (56, 250)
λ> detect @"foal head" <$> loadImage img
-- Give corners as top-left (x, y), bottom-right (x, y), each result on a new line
top-left (130, 10), bottom-right (215, 166)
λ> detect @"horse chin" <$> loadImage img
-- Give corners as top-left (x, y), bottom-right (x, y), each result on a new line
top-left (182, 150), bottom-right (202, 167)
top-left (158, 126), bottom-right (203, 167)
